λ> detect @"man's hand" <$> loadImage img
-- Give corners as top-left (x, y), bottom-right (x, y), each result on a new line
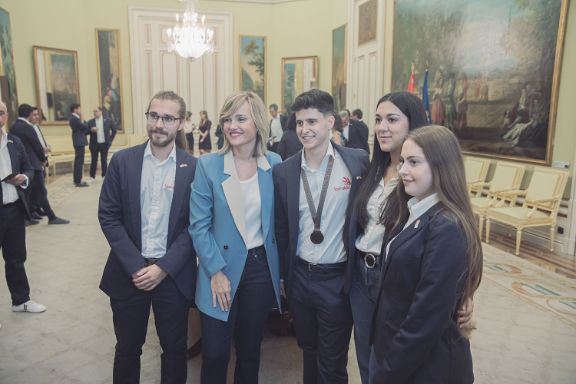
top-left (211, 271), bottom-right (231, 311)
top-left (132, 264), bottom-right (168, 291)
top-left (458, 297), bottom-right (475, 329)
top-left (6, 174), bottom-right (27, 187)
top-left (91, 127), bottom-right (98, 133)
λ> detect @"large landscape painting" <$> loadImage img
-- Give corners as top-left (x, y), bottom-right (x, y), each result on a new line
top-left (0, 7), bottom-right (18, 122)
top-left (239, 35), bottom-right (266, 102)
top-left (392, 0), bottom-right (569, 163)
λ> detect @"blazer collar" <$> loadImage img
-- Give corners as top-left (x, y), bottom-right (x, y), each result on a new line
top-left (333, 142), bottom-right (363, 178)
top-left (167, 147), bottom-right (190, 239)
top-left (128, 142), bottom-right (147, 245)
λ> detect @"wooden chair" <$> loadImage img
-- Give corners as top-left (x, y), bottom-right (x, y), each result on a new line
top-left (485, 167), bottom-right (568, 255)
top-left (470, 161), bottom-right (525, 238)
top-left (464, 156), bottom-right (491, 196)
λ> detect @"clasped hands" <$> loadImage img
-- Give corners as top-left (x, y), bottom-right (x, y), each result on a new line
top-left (132, 264), bottom-right (167, 291)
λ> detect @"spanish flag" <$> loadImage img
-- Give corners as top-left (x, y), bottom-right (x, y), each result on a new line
top-left (407, 64), bottom-right (415, 94)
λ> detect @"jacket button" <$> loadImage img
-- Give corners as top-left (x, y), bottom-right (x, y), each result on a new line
top-left (223, 245), bottom-right (229, 250)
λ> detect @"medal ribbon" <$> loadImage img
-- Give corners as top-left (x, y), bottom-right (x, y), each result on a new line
top-left (301, 156), bottom-right (334, 242)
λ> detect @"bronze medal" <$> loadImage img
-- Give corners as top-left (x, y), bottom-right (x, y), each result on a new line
top-left (310, 229), bottom-right (324, 244)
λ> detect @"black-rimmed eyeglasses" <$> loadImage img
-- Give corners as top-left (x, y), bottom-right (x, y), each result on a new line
top-left (145, 112), bottom-right (181, 126)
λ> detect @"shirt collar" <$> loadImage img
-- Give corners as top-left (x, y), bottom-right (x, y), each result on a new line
top-left (0, 128), bottom-right (7, 150)
top-left (72, 113), bottom-right (80, 118)
top-left (144, 141), bottom-right (177, 164)
top-left (301, 141), bottom-right (336, 172)
top-left (407, 193), bottom-right (439, 220)
top-left (17, 117), bottom-right (34, 127)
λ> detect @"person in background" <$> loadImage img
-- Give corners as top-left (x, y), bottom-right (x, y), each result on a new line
top-left (198, 110), bottom-right (212, 155)
top-left (69, 103), bottom-right (90, 187)
top-left (344, 92), bottom-right (474, 383)
top-left (340, 109), bottom-right (369, 152)
top-left (276, 113), bottom-right (302, 160)
top-left (184, 111), bottom-right (196, 156)
top-left (98, 91), bottom-right (197, 384)
top-left (0, 101), bottom-right (47, 315)
top-left (214, 123), bottom-right (224, 150)
top-left (189, 91), bottom-right (282, 383)
top-left (331, 112), bottom-right (345, 146)
top-left (274, 89), bottom-right (369, 384)
top-left (9, 104), bottom-right (68, 225)
top-left (369, 125), bottom-right (482, 384)
top-left (87, 106), bottom-right (117, 180)
top-left (267, 103), bottom-right (288, 153)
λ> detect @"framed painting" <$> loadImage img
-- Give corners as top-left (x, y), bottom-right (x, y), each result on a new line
top-left (281, 56), bottom-right (319, 113)
top-left (358, 0), bottom-right (377, 46)
top-left (0, 7), bottom-right (18, 122)
top-left (239, 35), bottom-right (266, 102)
top-left (391, 0), bottom-right (569, 164)
top-left (96, 29), bottom-right (123, 131)
top-left (332, 24), bottom-right (347, 112)
top-left (33, 46), bottom-right (80, 124)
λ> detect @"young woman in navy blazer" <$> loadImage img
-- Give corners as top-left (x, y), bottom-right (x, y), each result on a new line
top-left (189, 92), bottom-right (282, 383)
top-left (369, 125), bottom-right (482, 384)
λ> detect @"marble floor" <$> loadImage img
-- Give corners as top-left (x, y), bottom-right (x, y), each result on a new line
top-left (0, 175), bottom-right (575, 384)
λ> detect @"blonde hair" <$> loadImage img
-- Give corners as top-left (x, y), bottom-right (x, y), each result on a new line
top-left (218, 91), bottom-right (269, 157)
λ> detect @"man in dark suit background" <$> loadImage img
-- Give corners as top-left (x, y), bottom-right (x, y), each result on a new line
top-left (87, 106), bottom-right (117, 180)
top-left (9, 104), bottom-right (69, 225)
top-left (0, 101), bottom-right (47, 316)
top-left (98, 91), bottom-right (197, 383)
top-left (267, 103), bottom-right (288, 153)
top-left (69, 103), bottom-right (89, 187)
top-left (340, 109), bottom-right (369, 152)
top-left (274, 90), bottom-right (369, 384)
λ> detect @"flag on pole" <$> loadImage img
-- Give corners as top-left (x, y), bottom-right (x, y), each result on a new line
top-left (407, 64), bottom-right (415, 93)
top-left (422, 68), bottom-right (431, 123)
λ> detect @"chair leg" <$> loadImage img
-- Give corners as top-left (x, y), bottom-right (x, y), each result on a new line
top-left (515, 229), bottom-right (522, 256)
top-left (485, 219), bottom-right (491, 243)
top-left (550, 225), bottom-right (555, 252)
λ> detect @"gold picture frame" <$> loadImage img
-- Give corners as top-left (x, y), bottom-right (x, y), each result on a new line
top-left (281, 56), bottom-right (319, 112)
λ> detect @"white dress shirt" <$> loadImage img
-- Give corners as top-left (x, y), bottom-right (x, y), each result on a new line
top-left (238, 172), bottom-right (264, 249)
top-left (140, 142), bottom-right (177, 259)
top-left (0, 128), bottom-right (29, 204)
top-left (95, 116), bottom-right (105, 143)
top-left (355, 177), bottom-right (398, 254)
top-left (297, 142), bottom-right (351, 264)
top-left (32, 124), bottom-right (47, 149)
top-left (270, 117), bottom-right (283, 143)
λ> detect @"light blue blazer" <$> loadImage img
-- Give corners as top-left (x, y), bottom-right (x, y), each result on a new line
top-left (189, 150), bottom-right (282, 321)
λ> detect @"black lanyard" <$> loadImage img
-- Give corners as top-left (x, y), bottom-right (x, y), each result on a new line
top-left (300, 156), bottom-right (334, 244)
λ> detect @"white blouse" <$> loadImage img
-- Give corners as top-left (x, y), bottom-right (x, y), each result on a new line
top-left (238, 172), bottom-right (264, 249)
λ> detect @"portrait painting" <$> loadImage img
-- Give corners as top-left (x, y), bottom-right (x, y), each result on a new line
top-left (33, 46), bottom-right (80, 124)
top-left (96, 29), bottom-right (123, 131)
top-left (282, 56), bottom-right (318, 113)
top-left (392, 0), bottom-right (569, 164)
top-left (0, 7), bottom-right (18, 122)
top-left (358, 0), bottom-right (377, 46)
top-left (239, 35), bottom-right (266, 102)
top-left (332, 24), bottom-right (347, 112)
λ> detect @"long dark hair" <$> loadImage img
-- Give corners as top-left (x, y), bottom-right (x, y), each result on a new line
top-left (381, 126), bottom-right (483, 311)
top-left (350, 92), bottom-right (428, 232)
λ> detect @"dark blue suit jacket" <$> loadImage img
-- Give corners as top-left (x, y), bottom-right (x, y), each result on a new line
top-left (273, 142), bottom-right (369, 297)
top-left (9, 119), bottom-right (47, 171)
top-left (69, 115), bottom-right (89, 147)
top-left (4, 134), bottom-right (34, 219)
top-left (87, 117), bottom-right (117, 150)
top-left (98, 142), bottom-right (197, 301)
top-left (346, 120), bottom-right (369, 153)
top-left (369, 205), bottom-right (474, 384)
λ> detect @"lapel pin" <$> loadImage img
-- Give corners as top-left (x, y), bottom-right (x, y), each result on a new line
top-left (414, 219), bottom-right (420, 229)
top-left (356, 176), bottom-right (362, 180)
top-left (179, 163), bottom-right (188, 168)
top-left (7, 139), bottom-right (13, 144)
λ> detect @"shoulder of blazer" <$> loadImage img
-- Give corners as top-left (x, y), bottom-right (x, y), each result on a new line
top-left (266, 150), bottom-right (282, 167)
top-left (273, 150), bottom-right (300, 175)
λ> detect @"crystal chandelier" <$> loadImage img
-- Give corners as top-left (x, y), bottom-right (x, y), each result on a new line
top-left (166, 0), bottom-right (214, 60)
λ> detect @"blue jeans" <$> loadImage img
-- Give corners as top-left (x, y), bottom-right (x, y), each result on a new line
top-left (350, 251), bottom-right (381, 384)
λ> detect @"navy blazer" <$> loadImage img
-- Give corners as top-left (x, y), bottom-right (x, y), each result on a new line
top-left (98, 142), bottom-right (197, 301)
top-left (346, 120), bottom-right (369, 153)
top-left (69, 115), bottom-right (89, 147)
top-left (87, 117), bottom-right (117, 149)
top-left (369, 205), bottom-right (474, 384)
top-left (273, 143), bottom-right (369, 297)
top-left (9, 119), bottom-right (47, 171)
top-left (4, 134), bottom-right (34, 218)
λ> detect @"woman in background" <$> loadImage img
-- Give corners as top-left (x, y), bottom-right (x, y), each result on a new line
top-left (276, 113), bottom-right (302, 160)
top-left (184, 111), bottom-right (196, 155)
top-left (189, 91), bottom-right (282, 384)
top-left (369, 125), bottom-right (482, 384)
top-left (198, 110), bottom-right (212, 155)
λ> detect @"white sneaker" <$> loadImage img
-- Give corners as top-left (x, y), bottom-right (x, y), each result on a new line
top-left (87, 177), bottom-right (95, 183)
top-left (12, 300), bottom-right (47, 313)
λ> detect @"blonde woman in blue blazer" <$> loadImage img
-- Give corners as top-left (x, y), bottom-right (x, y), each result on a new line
top-left (189, 91), bottom-right (282, 384)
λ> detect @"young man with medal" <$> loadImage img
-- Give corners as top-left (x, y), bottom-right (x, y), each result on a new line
top-left (273, 89), bottom-right (369, 384)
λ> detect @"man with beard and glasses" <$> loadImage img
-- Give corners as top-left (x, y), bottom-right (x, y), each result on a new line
top-left (98, 91), bottom-right (198, 384)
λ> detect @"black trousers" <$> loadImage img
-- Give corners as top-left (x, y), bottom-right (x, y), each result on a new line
top-left (110, 276), bottom-right (190, 384)
top-left (0, 202), bottom-right (31, 305)
top-left (200, 246), bottom-right (274, 384)
top-left (30, 170), bottom-right (56, 220)
top-left (90, 143), bottom-right (110, 178)
top-left (73, 145), bottom-right (85, 184)
top-left (289, 260), bottom-right (353, 384)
